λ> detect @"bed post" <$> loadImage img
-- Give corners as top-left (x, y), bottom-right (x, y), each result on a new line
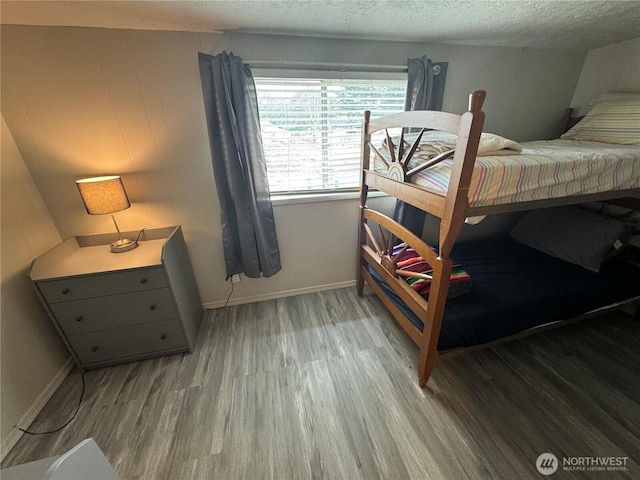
top-left (417, 258), bottom-right (453, 387)
top-left (439, 90), bottom-right (486, 258)
top-left (559, 107), bottom-right (584, 137)
top-left (357, 111), bottom-right (372, 296)
top-left (418, 90), bottom-right (486, 387)
top-left (559, 108), bottom-right (575, 137)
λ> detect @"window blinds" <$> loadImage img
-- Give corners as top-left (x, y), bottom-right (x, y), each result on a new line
top-left (255, 78), bottom-right (406, 193)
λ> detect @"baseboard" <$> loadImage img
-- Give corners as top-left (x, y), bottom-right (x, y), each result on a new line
top-left (1, 357), bottom-right (74, 462)
top-left (202, 280), bottom-right (356, 309)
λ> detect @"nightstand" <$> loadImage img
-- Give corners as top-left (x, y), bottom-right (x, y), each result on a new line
top-left (29, 226), bottom-right (202, 370)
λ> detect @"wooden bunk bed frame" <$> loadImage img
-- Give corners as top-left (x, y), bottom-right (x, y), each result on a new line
top-left (356, 90), bottom-right (640, 387)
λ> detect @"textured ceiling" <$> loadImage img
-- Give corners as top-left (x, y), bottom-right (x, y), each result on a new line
top-left (1, 0), bottom-right (639, 49)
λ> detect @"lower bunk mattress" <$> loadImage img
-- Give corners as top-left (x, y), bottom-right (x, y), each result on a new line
top-left (367, 235), bottom-right (640, 350)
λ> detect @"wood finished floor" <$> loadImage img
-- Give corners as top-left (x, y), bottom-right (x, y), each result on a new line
top-left (3, 287), bottom-right (639, 479)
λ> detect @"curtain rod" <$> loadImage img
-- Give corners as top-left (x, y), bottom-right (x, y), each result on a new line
top-left (246, 60), bottom-right (441, 75)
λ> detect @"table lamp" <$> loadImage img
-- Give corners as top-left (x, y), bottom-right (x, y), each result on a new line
top-left (76, 175), bottom-right (138, 253)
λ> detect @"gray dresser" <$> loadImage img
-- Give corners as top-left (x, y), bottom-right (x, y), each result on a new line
top-left (29, 226), bottom-right (202, 370)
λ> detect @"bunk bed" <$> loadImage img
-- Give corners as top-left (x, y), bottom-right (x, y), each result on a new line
top-left (356, 90), bottom-right (640, 387)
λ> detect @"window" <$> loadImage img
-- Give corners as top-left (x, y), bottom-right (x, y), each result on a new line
top-left (255, 78), bottom-right (406, 193)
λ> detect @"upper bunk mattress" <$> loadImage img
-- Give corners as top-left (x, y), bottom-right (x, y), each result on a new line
top-left (377, 139), bottom-right (640, 208)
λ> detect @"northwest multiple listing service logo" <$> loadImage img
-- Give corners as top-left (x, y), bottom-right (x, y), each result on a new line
top-left (536, 453), bottom-right (629, 475)
top-left (536, 453), bottom-right (558, 475)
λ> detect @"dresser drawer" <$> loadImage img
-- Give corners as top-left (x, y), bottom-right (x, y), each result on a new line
top-left (50, 288), bottom-right (177, 335)
top-left (69, 319), bottom-right (187, 365)
top-left (37, 267), bottom-right (167, 303)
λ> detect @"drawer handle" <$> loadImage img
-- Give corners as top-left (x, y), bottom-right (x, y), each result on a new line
top-left (91, 346), bottom-right (99, 352)
top-left (75, 316), bottom-right (84, 322)
top-left (149, 305), bottom-right (157, 311)
top-left (160, 334), bottom-right (167, 340)
top-left (61, 288), bottom-right (71, 295)
top-left (140, 278), bottom-right (148, 284)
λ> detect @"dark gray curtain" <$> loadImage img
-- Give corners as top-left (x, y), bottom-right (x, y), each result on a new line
top-left (395, 55), bottom-right (448, 236)
top-left (198, 51), bottom-right (281, 279)
top-left (405, 55), bottom-right (435, 111)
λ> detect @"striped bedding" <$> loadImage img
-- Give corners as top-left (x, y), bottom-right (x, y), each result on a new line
top-left (395, 139), bottom-right (640, 208)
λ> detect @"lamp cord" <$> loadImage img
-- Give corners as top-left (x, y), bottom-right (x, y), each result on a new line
top-left (134, 227), bottom-right (147, 244)
top-left (18, 372), bottom-right (86, 436)
top-left (222, 279), bottom-right (235, 308)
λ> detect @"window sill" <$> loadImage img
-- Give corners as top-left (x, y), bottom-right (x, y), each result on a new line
top-left (271, 190), bottom-right (389, 206)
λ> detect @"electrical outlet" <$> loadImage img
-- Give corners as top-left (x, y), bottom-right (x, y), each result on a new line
top-left (231, 274), bottom-right (241, 283)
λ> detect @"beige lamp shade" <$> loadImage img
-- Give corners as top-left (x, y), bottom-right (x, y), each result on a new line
top-left (76, 176), bottom-right (130, 215)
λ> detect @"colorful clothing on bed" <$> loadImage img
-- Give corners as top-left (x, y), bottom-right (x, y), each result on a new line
top-left (393, 244), bottom-right (471, 298)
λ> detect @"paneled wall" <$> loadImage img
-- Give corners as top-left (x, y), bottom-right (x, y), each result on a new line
top-left (1, 116), bottom-right (70, 455)
top-left (1, 27), bottom-right (226, 306)
top-left (219, 32), bottom-right (586, 141)
top-left (1, 26), bottom-right (587, 310)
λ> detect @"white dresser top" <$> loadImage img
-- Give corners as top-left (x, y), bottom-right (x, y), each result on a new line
top-left (30, 229), bottom-right (175, 281)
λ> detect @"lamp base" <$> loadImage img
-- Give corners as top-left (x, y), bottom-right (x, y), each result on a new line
top-left (110, 238), bottom-right (138, 253)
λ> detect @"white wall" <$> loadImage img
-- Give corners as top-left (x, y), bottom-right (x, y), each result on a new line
top-left (1, 25), bottom-right (587, 310)
top-left (570, 37), bottom-right (640, 114)
top-left (0, 115), bottom-right (70, 456)
top-left (219, 32), bottom-right (585, 141)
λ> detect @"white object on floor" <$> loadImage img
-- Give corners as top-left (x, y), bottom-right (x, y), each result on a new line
top-left (1, 438), bottom-right (120, 480)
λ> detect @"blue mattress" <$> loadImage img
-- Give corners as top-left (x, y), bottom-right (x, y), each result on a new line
top-left (367, 235), bottom-right (640, 350)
